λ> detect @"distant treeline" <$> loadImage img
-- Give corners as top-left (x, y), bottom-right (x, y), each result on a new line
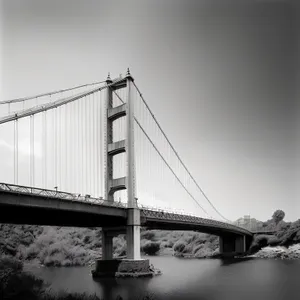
top-left (247, 210), bottom-right (300, 253)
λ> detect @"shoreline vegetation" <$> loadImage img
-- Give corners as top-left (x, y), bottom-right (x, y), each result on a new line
top-left (1, 210), bottom-right (299, 267)
top-left (0, 210), bottom-right (299, 299)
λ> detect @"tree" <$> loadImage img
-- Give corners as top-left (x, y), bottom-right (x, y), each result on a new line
top-left (272, 210), bottom-right (285, 225)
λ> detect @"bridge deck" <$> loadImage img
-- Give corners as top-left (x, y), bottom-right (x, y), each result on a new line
top-left (0, 183), bottom-right (252, 237)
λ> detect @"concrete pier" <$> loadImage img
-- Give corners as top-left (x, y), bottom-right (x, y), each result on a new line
top-left (92, 259), bottom-right (153, 278)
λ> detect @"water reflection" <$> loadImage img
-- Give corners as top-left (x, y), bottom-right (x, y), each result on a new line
top-left (92, 276), bottom-right (153, 300)
top-left (220, 257), bottom-right (255, 266)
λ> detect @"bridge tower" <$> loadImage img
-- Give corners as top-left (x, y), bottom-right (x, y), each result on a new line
top-left (102, 69), bottom-right (141, 261)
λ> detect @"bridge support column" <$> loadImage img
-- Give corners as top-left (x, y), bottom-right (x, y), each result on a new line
top-left (126, 208), bottom-right (141, 259)
top-left (101, 229), bottom-right (113, 260)
top-left (219, 236), bottom-right (224, 253)
top-left (235, 235), bottom-right (246, 253)
top-left (219, 234), bottom-right (247, 257)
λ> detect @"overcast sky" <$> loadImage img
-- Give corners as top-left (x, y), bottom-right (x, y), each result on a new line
top-left (0, 0), bottom-right (299, 222)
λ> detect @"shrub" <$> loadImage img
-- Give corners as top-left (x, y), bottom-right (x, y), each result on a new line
top-left (162, 240), bottom-right (173, 248)
top-left (141, 231), bottom-right (155, 241)
top-left (0, 256), bottom-right (23, 272)
top-left (183, 244), bottom-right (193, 253)
top-left (141, 241), bottom-right (160, 255)
top-left (0, 257), bottom-right (43, 300)
top-left (44, 253), bottom-right (65, 267)
top-left (24, 245), bottom-right (40, 260)
top-left (194, 247), bottom-right (213, 258)
top-left (267, 236), bottom-right (280, 246)
top-left (249, 234), bottom-right (270, 254)
top-left (193, 243), bottom-right (204, 254)
top-left (173, 241), bottom-right (186, 253)
top-left (114, 237), bottom-right (126, 257)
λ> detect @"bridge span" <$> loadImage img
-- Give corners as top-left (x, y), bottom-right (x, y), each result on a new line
top-left (0, 182), bottom-right (253, 259)
top-left (0, 70), bottom-right (254, 277)
top-left (0, 182), bottom-right (252, 236)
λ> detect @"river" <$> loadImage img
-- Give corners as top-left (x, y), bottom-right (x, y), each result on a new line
top-left (25, 256), bottom-right (300, 300)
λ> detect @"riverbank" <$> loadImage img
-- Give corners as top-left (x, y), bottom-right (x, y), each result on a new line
top-left (248, 244), bottom-right (300, 259)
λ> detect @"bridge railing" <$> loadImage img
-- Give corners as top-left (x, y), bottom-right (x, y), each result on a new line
top-left (138, 204), bottom-right (235, 224)
top-left (0, 183), bottom-right (128, 209)
top-left (138, 204), bottom-right (252, 235)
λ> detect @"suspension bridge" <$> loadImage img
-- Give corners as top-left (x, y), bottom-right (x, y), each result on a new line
top-left (0, 69), bottom-right (257, 275)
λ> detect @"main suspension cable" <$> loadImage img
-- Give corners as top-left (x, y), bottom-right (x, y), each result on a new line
top-left (112, 90), bottom-right (208, 215)
top-left (132, 81), bottom-right (230, 222)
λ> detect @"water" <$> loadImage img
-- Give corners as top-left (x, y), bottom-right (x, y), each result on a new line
top-left (26, 256), bottom-right (300, 300)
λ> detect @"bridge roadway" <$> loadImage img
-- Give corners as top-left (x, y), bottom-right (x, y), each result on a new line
top-left (0, 183), bottom-right (252, 237)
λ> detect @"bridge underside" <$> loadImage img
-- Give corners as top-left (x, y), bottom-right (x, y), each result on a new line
top-left (142, 219), bottom-right (253, 256)
top-left (0, 204), bottom-right (128, 228)
top-left (142, 219), bottom-right (253, 238)
top-left (0, 192), bottom-right (127, 228)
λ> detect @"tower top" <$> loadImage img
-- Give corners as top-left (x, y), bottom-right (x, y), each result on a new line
top-left (125, 68), bottom-right (134, 81)
top-left (106, 72), bottom-right (112, 83)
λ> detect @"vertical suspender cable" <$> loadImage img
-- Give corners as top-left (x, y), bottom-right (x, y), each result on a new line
top-left (84, 96), bottom-right (87, 194)
top-left (91, 94), bottom-right (94, 195)
top-left (66, 103), bottom-right (73, 191)
top-left (72, 102), bottom-right (75, 193)
top-left (70, 102), bottom-right (73, 191)
top-left (81, 97), bottom-right (85, 194)
top-left (54, 108), bottom-right (57, 188)
top-left (98, 91), bottom-right (102, 197)
top-left (13, 120), bottom-right (16, 183)
top-left (67, 103), bottom-right (70, 191)
top-left (45, 112), bottom-right (47, 189)
top-left (30, 115), bottom-right (34, 186)
top-left (14, 120), bottom-right (18, 184)
top-left (42, 111), bottom-right (46, 188)
top-left (90, 94), bottom-right (93, 195)
top-left (65, 104), bottom-right (68, 191)
top-left (87, 94), bottom-right (91, 194)
top-left (92, 92), bottom-right (96, 197)
top-left (58, 107), bottom-right (61, 190)
top-left (77, 97), bottom-right (80, 193)
top-left (74, 101), bottom-right (77, 193)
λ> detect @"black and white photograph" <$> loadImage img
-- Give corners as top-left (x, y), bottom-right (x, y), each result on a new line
top-left (0, 0), bottom-right (299, 299)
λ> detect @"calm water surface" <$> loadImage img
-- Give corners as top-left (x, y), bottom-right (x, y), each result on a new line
top-left (26, 256), bottom-right (300, 300)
